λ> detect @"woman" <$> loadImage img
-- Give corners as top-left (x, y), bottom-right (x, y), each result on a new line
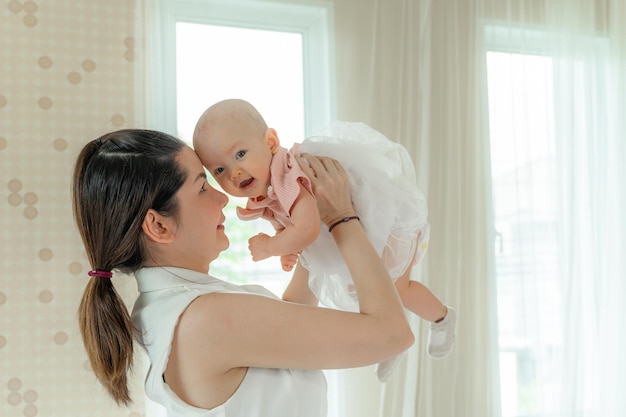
top-left (72, 129), bottom-right (413, 416)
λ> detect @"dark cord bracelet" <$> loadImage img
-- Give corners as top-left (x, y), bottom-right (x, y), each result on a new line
top-left (328, 216), bottom-right (360, 232)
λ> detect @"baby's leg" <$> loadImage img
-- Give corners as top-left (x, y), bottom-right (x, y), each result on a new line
top-left (395, 272), bottom-right (447, 322)
top-left (383, 228), bottom-right (445, 320)
top-left (376, 254), bottom-right (456, 380)
top-left (394, 262), bottom-right (456, 359)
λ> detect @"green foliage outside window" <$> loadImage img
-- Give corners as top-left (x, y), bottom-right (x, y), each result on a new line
top-left (209, 196), bottom-right (274, 284)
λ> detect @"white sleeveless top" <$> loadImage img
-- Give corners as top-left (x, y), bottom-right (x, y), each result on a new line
top-left (131, 267), bottom-right (327, 417)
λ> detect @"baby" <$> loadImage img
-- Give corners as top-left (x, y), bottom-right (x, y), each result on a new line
top-left (193, 99), bottom-right (457, 381)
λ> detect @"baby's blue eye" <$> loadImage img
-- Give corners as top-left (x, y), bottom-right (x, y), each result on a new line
top-left (236, 150), bottom-right (246, 159)
top-left (214, 167), bottom-right (224, 175)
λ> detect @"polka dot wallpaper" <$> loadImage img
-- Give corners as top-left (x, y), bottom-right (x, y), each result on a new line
top-left (1, 1), bottom-right (146, 416)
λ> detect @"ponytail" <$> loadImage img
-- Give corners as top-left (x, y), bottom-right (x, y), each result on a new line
top-left (78, 277), bottom-right (134, 405)
top-left (72, 130), bottom-right (186, 405)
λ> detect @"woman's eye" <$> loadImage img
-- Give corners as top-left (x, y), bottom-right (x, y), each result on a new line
top-left (236, 150), bottom-right (246, 159)
top-left (200, 183), bottom-right (207, 192)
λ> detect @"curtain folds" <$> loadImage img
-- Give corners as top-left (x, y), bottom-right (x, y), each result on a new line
top-left (334, 1), bottom-right (625, 416)
top-left (334, 1), bottom-right (499, 416)
top-left (546, 2), bottom-right (626, 416)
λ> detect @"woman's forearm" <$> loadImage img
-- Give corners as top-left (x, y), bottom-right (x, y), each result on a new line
top-left (330, 219), bottom-right (413, 346)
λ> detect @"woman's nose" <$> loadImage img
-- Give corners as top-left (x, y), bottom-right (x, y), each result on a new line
top-left (217, 190), bottom-right (229, 207)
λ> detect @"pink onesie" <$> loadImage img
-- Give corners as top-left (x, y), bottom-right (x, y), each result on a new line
top-left (234, 121), bottom-right (429, 313)
top-left (236, 144), bottom-right (313, 231)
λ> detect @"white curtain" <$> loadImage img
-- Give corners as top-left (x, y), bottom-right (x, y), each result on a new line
top-left (485, 1), bottom-right (625, 416)
top-left (334, 1), bottom-right (626, 417)
top-left (334, 1), bottom-right (499, 416)
top-left (546, 2), bottom-right (626, 416)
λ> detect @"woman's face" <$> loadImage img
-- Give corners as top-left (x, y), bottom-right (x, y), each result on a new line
top-left (174, 146), bottom-right (230, 271)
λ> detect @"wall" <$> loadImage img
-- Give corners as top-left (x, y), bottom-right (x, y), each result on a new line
top-left (0, 1), bottom-right (145, 416)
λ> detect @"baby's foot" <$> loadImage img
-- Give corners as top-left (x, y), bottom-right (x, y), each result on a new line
top-left (427, 306), bottom-right (457, 359)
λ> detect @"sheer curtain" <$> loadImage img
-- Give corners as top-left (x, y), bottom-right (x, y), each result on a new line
top-left (485, 1), bottom-right (625, 416)
top-left (334, 1), bottom-right (626, 417)
top-left (334, 1), bottom-right (499, 416)
top-left (546, 2), bottom-right (626, 416)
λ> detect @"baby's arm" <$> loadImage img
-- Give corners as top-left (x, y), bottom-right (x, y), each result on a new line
top-left (280, 253), bottom-right (300, 272)
top-left (248, 182), bottom-right (320, 261)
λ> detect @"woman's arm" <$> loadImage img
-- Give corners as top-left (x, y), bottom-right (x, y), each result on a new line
top-left (166, 155), bottom-right (413, 407)
top-left (180, 215), bottom-right (412, 372)
top-left (190, 155), bottom-right (411, 363)
top-left (247, 183), bottom-right (320, 260)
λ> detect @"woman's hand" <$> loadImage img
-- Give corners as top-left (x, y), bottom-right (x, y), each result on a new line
top-left (296, 154), bottom-right (356, 227)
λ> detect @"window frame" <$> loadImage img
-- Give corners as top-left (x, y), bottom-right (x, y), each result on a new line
top-left (144, 0), bottom-right (336, 136)
top-left (141, 2), bottom-right (341, 416)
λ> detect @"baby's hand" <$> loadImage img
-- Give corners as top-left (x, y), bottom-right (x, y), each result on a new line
top-left (248, 233), bottom-right (272, 261)
top-left (280, 253), bottom-right (300, 272)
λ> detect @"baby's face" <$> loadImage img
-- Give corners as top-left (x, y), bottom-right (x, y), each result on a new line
top-left (196, 125), bottom-right (274, 199)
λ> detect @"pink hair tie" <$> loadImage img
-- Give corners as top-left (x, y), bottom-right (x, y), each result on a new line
top-left (88, 269), bottom-right (113, 279)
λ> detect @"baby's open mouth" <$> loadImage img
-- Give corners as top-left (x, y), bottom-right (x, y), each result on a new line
top-left (239, 178), bottom-right (254, 188)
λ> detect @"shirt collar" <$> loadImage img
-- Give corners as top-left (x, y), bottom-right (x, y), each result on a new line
top-left (134, 267), bottom-right (219, 292)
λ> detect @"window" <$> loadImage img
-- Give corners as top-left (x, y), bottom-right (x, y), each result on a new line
top-left (175, 22), bottom-right (307, 294)
top-left (146, 0), bottom-right (335, 292)
top-left (485, 24), bottom-right (609, 417)
top-left (145, 0), bottom-right (335, 137)
top-left (145, 1), bottom-right (339, 416)
top-left (486, 49), bottom-right (561, 416)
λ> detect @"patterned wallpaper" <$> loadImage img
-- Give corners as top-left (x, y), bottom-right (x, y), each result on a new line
top-left (1, 1), bottom-right (146, 416)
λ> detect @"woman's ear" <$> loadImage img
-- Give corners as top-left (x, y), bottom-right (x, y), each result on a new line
top-left (142, 209), bottom-right (176, 243)
top-left (264, 128), bottom-right (281, 154)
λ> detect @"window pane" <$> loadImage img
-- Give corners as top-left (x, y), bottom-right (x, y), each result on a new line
top-left (175, 22), bottom-right (305, 147)
top-left (175, 22), bottom-right (305, 295)
top-left (175, 23), bottom-right (341, 417)
top-left (486, 51), bottom-right (562, 417)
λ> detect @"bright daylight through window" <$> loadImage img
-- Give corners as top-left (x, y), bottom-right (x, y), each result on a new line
top-left (486, 50), bottom-right (561, 417)
top-left (174, 18), bottom-right (340, 417)
top-left (145, 2), bottom-right (337, 416)
top-left (176, 22), bottom-right (305, 296)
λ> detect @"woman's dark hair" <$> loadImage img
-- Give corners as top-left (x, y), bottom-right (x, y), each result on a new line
top-left (72, 129), bottom-right (187, 405)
